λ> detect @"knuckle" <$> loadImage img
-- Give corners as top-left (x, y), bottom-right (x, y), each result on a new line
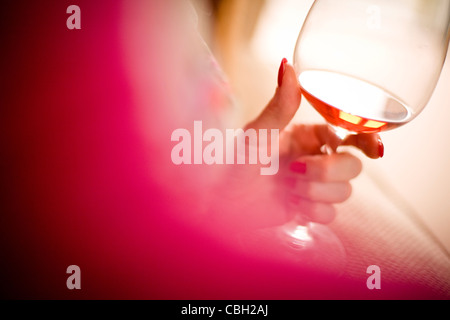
top-left (349, 156), bottom-right (363, 178)
top-left (304, 182), bottom-right (315, 199)
top-left (312, 203), bottom-right (336, 224)
top-left (335, 182), bottom-right (352, 203)
top-left (343, 182), bottom-right (353, 198)
top-left (316, 158), bottom-right (331, 181)
top-left (295, 181), bottom-right (314, 200)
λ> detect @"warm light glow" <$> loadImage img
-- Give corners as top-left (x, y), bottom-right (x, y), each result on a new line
top-left (338, 112), bottom-right (386, 129)
top-left (364, 119), bottom-right (385, 129)
top-left (339, 110), bottom-right (362, 125)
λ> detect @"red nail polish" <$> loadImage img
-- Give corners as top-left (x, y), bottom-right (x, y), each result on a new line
top-left (378, 139), bottom-right (384, 158)
top-left (278, 58), bottom-right (288, 87)
top-left (290, 161), bottom-right (307, 174)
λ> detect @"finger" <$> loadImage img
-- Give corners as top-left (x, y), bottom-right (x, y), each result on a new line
top-left (311, 125), bottom-right (384, 158)
top-left (342, 134), bottom-right (384, 159)
top-left (288, 196), bottom-right (337, 224)
top-left (288, 180), bottom-right (352, 204)
top-left (246, 59), bottom-right (301, 131)
top-left (289, 124), bottom-right (348, 156)
top-left (290, 124), bottom-right (384, 159)
top-left (289, 153), bottom-right (362, 182)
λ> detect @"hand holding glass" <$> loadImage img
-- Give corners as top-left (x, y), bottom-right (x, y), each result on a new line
top-left (277, 0), bottom-right (450, 272)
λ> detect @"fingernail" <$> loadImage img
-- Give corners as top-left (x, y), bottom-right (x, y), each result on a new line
top-left (278, 58), bottom-right (288, 87)
top-left (378, 139), bottom-right (384, 158)
top-left (290, 161), bottom-right (307, 174)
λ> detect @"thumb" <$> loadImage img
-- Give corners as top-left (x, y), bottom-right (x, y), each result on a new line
top-left (246, 58), bottom-right (302, 130)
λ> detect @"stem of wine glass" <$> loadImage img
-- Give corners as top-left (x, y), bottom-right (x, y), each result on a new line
top-left (282, 124), bottom-right (350, 245)
top-left (322, 124), bottom-right (351, 155)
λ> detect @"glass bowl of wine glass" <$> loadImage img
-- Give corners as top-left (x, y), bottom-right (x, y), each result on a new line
top-left (265, 0), bottom-right (450, 275)
top-left (294, 0), bottom-right (450, 138)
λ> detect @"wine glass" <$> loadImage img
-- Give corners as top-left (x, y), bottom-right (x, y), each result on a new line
top-left (273, 0), bottom-right (450, 274)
